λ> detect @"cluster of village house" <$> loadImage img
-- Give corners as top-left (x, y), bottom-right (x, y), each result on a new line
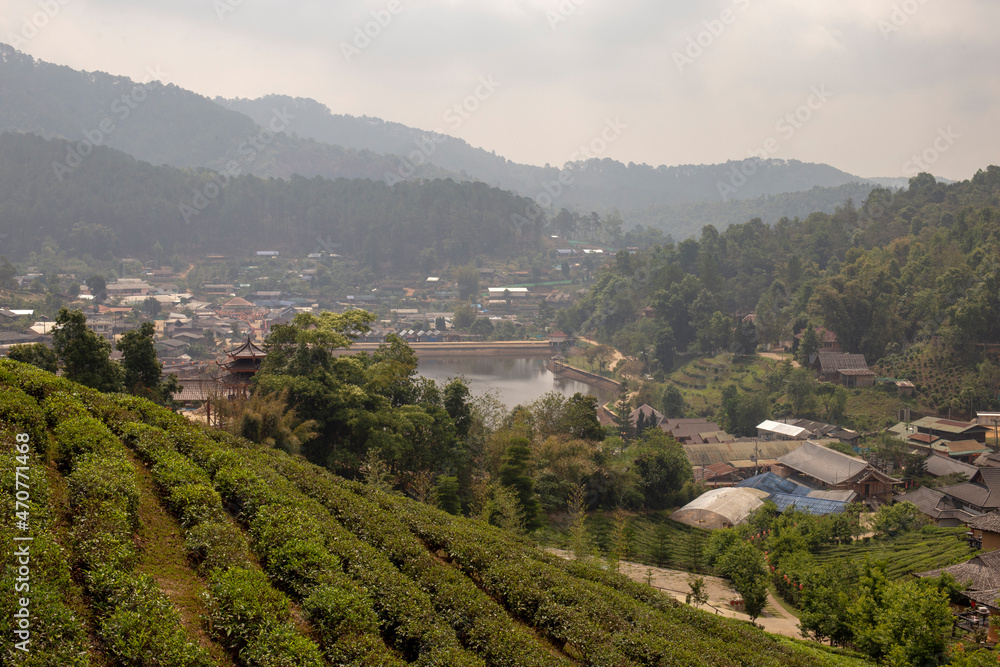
top-left (621, 401), bottom-right (1000, 637)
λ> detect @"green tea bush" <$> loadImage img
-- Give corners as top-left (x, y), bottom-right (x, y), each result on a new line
top-left (53, 415), bottom-right (119, 470)
top-left (67, 454), bottom-right (139, 527)
top-left (89, 567), bottom-right (214, 667)
top-left (0, 387), bottom-right (48, 453)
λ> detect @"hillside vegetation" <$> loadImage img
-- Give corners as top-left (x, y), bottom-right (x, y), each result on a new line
top-left (218, 95), bottom-right (872, 211)
top-left (0, 132), bottom-right (539, 271)
top-left (0, 359), bottom-right (870, 666)
top-left (561, 167), bottom-right (1000, 421)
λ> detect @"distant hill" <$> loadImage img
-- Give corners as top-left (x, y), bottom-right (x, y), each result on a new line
top-left (0, 44), bottom-right (452, 182)
top-left (0, 132), bottom-right (539, 271)
top-left (0, 43), bottom-right (911, 238)
top-left (629, 182), bottom-right (883, 239)
top-left (219, 94), bottom-right (876, 214)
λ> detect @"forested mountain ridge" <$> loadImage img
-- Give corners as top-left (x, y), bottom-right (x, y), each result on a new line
top-left (0, 44), bottom-right (452, 183)
top-left (561, 167), bottom-right (1000, 383)
top-left (0, 132), bottom-right (539, 270)
top-left (2, 43), bottom-right (903, 240)
top-left (219, 94), bottom-right (877, 211)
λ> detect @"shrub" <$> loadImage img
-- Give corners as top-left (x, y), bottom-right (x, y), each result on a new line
top-left (53, 416), bottom-right (119, 470)
top-left (184, 521), bottom-right (250, 573)
top-left (0, 387), bottom-right (48, 452)
top-left (168, 483), bottom-right (227, 528)
top-left (239, 623), bottom-right (325, 667)
top-left (203, 567), bottom-right (292, 651)
top-left (302, 584), bottom-right (379, 641)
top-left (86, 567), bottom-right (212, 667)
top-left (67, 455), bottom-right (140, 528)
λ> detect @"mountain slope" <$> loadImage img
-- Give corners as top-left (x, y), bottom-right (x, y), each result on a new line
top-left (0, 44), bottom-right (452, 183)
top-left (219, 94), bottom-right (874, 211)
top-left (1, 359), bottom-right (870, 666)
top-left (0, 132), bottom-right (539, 270)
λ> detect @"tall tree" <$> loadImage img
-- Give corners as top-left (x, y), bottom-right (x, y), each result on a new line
top-left (51, 308), bottom-right (123, 392)
top-left (632, 430), bottom-right (692, 510)
top-left (498, 437), bottom-right (541, 531)
top-left (719, 541), bottom-right (769, 623)
top-left (797, 324), bottom-right (819, 365)
top-left (117, 322), bottom-right (164, 396)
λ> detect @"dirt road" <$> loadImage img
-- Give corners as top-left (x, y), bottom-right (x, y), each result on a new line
top-left (759, 352), bottom-right (800, 368)
top-left (548, 550), bottom-right (805, 640)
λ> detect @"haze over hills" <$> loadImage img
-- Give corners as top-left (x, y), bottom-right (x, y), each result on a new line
top-left (0, 44), bottom-right (451, 184)
top-left (219, 94), bottom-right (897, 214)
top-left (0, 132), bottom-right (540, 270)
top-left (0, 42), bottom-right (915, 238)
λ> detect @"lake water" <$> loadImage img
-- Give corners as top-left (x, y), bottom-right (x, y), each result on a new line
top-left (416, 356), bottom-right (613, 408)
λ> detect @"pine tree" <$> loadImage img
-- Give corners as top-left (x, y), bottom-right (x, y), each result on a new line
top-left (498, 437), bottom-right (540, 531)
top-left (798, 325), bottom-right (820, 365)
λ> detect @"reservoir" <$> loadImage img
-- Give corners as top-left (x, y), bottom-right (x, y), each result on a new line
top-left (415, 356), bottom-right (613, 408)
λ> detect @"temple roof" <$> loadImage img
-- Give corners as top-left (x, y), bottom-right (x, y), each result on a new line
top-left (226, 335), bottom-right (266, 359)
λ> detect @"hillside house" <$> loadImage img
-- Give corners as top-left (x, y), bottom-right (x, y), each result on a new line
top-left (893, 486), bottom-right (977, 527)
top-left (918, 551), bottom-right (1000, 642)
top-left (968, 512), bottom-right (1000, 552)
top-left (105, 278), bottom-right (152, 299)
top-left (630, 404), bottom-right (665, 429)
top-left (815, 353), bottom-right (875, 387)
top-left (910, 416), bottom-right (989, 444)
top-left (908, 438), bottom-right (991, 464)
top-left (658, 418), bottom-right (726, 444)
top-left (922, 454), bottom-right (979, 480)
top-left (939, 469), bottom-right (1000, 514)
top-left (774, 441), bottom-right (900, 503)
top-left (757, 420), bottom-right (812, 441)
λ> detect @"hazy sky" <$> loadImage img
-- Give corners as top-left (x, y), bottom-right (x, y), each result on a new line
top-left (4, 0), bottom-right (997, 180)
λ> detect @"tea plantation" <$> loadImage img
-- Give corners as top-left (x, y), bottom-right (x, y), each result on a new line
top-left (0, 360), bottom-right (872, 666)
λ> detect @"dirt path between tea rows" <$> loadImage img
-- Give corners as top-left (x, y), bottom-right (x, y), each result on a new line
top-left (548, 550), bottom-right (805, 640)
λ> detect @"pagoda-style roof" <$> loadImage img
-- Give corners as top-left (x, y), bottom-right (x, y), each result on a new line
top-left (217, 335), bottom-right (265, 378)
top-left (225, 335), bottom-right (266, 360)
top-left (219, 358), bottom-right (262, 374)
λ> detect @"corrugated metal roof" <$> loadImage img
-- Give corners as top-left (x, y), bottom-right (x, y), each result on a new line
top-left (683, 440), bottom-right (803, 467)
top-left (912, 416), bottom-right (985, 435)
top-left (807, 489), bottom-right (857, 502)
top-left (777, 441), bottom-right (871, 486)
top-left (818, 353), bottom-right (870, 373)
top-left (737, 472), bottom-right (812, 496)
top-left (758, 420), bottom-right (811, 438)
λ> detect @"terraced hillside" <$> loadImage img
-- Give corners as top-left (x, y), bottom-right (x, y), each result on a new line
top-left (668, 353), bottom-right (775, 415)
top-left (0, 360), bottom-right (870, 666)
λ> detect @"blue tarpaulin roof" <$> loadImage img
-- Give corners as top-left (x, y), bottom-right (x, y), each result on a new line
top-left (769, 493), bottom-right (848, 515)
top-left (737, 472), bottom-right (811, 496)
top-left (737, 472), bottom-right (848, 515)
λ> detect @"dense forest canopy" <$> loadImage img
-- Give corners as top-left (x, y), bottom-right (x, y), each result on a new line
top-left (0, 132), bottom-right (541, 271)
top-left (559, 167), bottom-right (1000, 369)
